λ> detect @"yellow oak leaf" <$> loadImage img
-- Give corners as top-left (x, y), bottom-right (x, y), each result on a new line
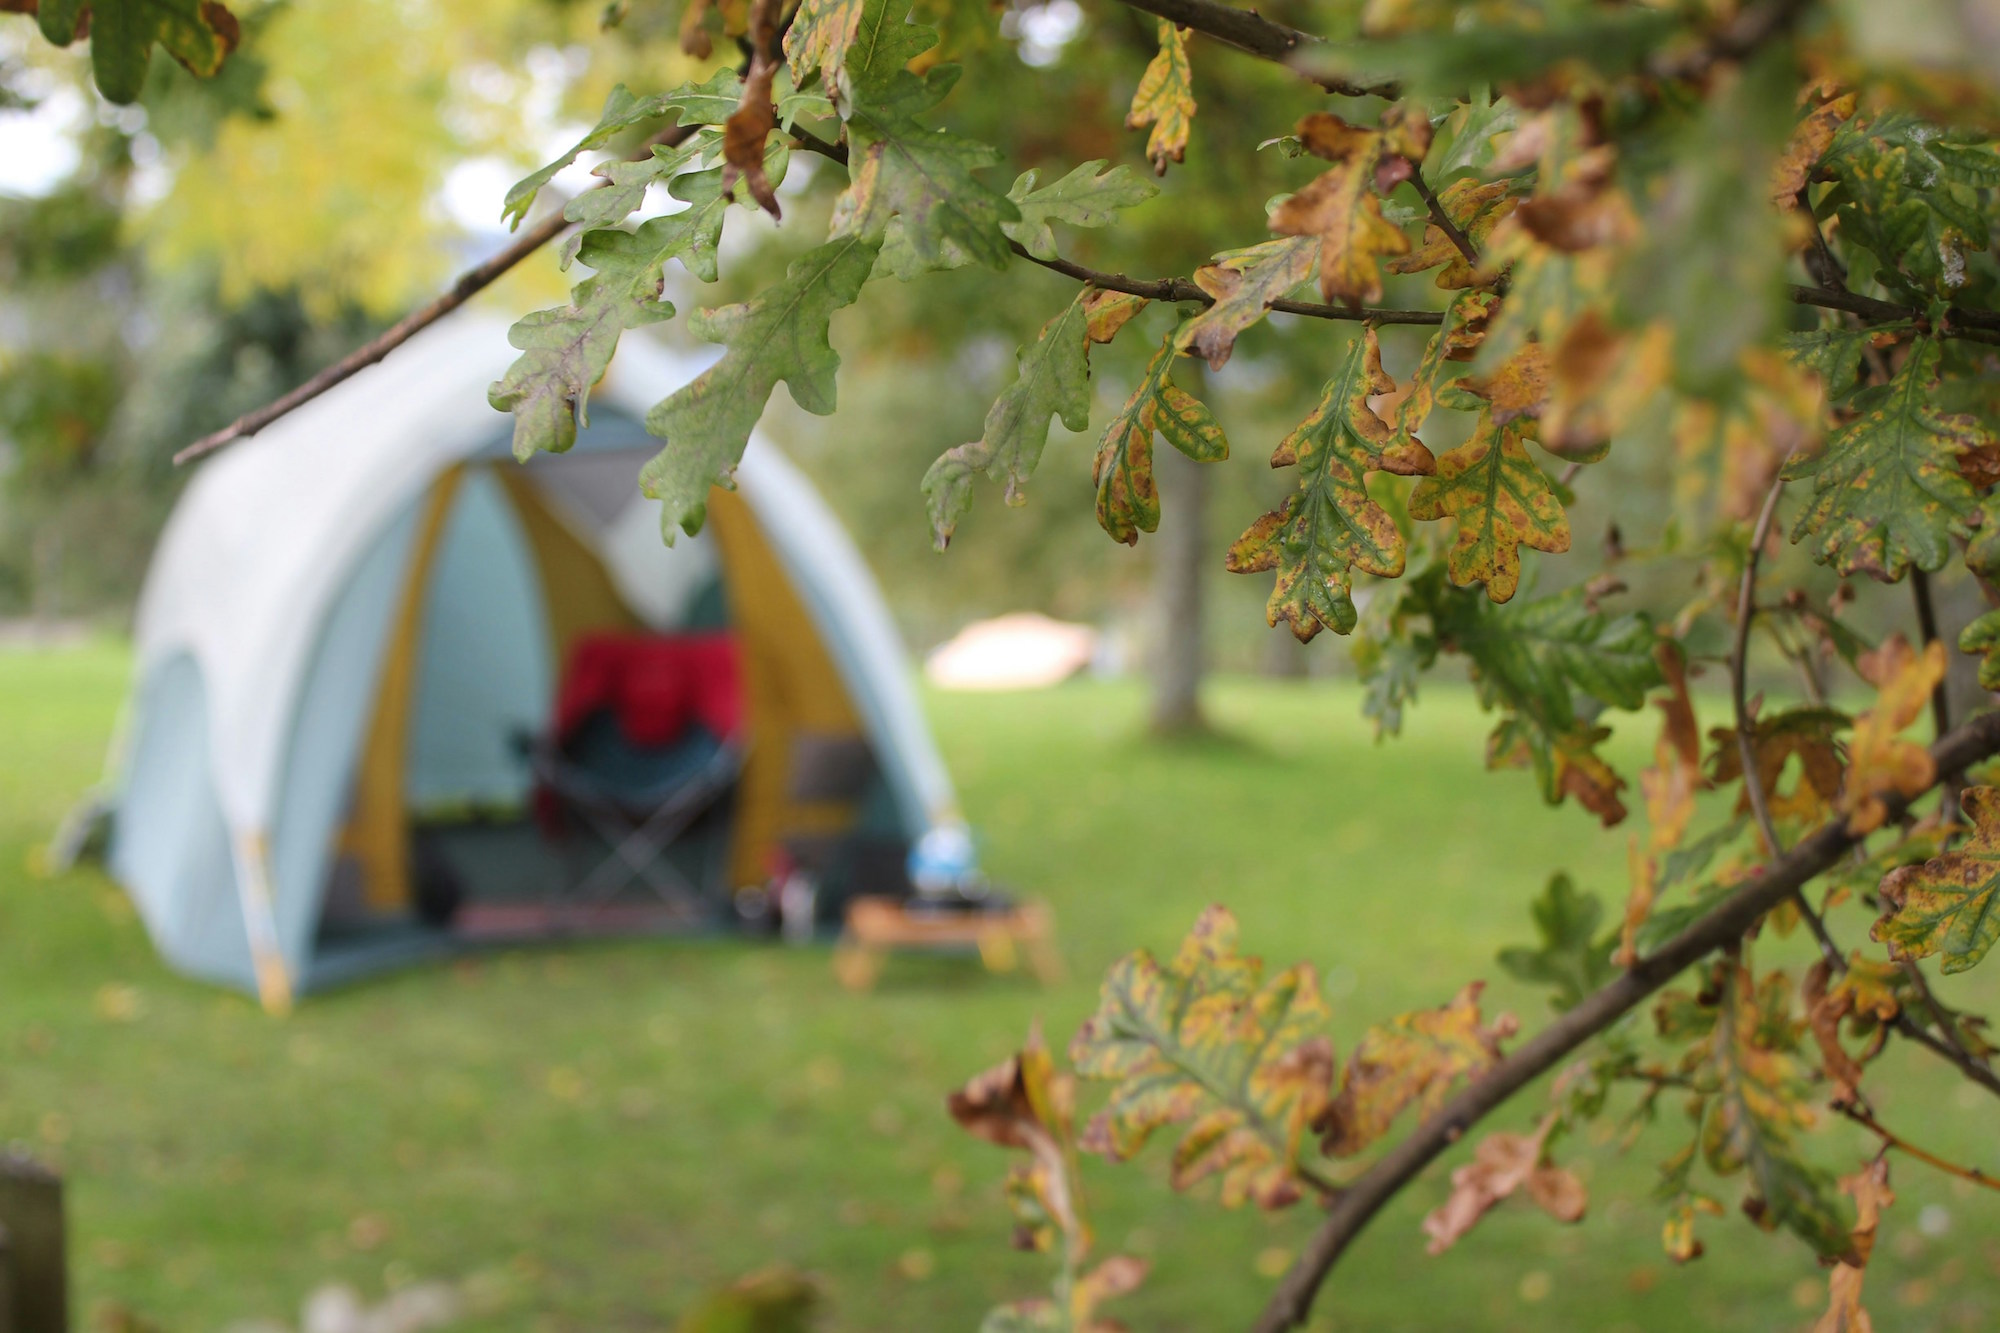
top-left (1269, 113), bottom-right (1412, 308)
top-left (1408, 410), bottom-right (1570, 603)
top-left (1316, 981), bottom-right (1517, 1158)
top-left (1810, 1159), bottom-right (1892, 1333)
top-left (1874, 784), bottom-right (2000, 973)
top-left (1389, 178), bottom-right (1517, 289)
top-left (1841, 635), bottom-right (1943, 835)
top-left (1772, 91), bottom-right (1858, 207)
top-left (948, 1024), bottom-right (1089, 1257)
top-left (1126, 20), bottom-right (1194, 175)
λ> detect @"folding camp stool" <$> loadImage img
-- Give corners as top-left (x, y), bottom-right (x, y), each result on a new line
top-left (522, 732), bottom-right (741, 915)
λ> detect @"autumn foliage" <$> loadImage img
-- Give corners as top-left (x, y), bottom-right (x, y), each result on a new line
top-left (23, 0), bottom-right (2000, 1327)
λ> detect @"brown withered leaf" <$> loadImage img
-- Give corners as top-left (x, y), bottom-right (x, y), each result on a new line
top-left (1389, 178), bottom-right (1518, 289)
top-left (1802, 960), bottom-right (1867, 1104)
top-left (1126, 20), bottom-right (1194, 175)
top-left (1269, 113), bottom-right (1412, 308)
top-left (1841, 635), bottom-right (1943, 835)
top-left (1708, 706), bottom-right (1848, 833)
top-left (1640, 642), bottom-right (1704, 855)
top-left (1317, 981), bottom-right (1518, 1158)
top-left (1616, 837), bottom-right (1657, 970)
top-left (1772, 92), bottom-right (1857, 207)
top-left (1176, 236), bottom-right (1317, 370)
top-left (1810, 1159), bottom-right (1892, 1333)
top-left (721, 0), bottom-right (783, 220)
top-left (948, 1025), bottom-right (1089, 1257)
top-left (1421, 1113), bottom-right (1586, 1254)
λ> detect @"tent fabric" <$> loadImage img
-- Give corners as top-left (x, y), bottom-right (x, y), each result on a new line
top-left (110, 315), bottom-right (963, 1005)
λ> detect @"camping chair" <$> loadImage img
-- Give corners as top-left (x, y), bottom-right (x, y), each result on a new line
top-left (521, 633), bottom-right (744, 919)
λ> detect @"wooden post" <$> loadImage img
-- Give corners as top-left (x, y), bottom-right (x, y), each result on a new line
top-left (0, 1153), bottom-right (65, 1333)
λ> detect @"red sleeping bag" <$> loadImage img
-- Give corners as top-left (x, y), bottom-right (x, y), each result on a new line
top-left (553, 632), bottom-right (743, 749)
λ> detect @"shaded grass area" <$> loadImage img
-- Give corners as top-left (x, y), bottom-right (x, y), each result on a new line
top-left (1, 643), bottom-right (1997, 1332)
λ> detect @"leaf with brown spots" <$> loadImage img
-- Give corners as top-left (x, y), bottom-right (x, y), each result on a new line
top-left (1175, 236), bottom-right (1317, 370)
top-left (1841, 635), bottom-right (1943, 835)
top-left (1390, 178), bottom-right (1518, 289)
top-left (1421, 1112), bottom-right (1587, 1254)
top-left (1317, 981), bottom-right (1517, 1158)
top-left (1269, 113), bottom-right (1413, 308)
top-left (1126, 20), bottom-right (1195, 174)
top-left (1093, 331), bottom-right (1229, 545)
top-left (1069, 907), bottom-right (1335, 1209)
top-left (1228, 329), bottom-right (1435, 641)
top-left (721, 1), bottom-right (784, 221)
top-left (1388, 289), bottom-right (1498, 449)
top-left (1874, 785), bottom-right (2000, 974)
top-left (1408, 408), bottom-right (1571, 603)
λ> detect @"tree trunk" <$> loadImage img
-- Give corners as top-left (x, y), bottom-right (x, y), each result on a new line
top-left (1149, 442), bottom-right (1208, 734)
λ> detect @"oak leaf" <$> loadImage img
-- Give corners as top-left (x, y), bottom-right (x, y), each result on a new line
top-left (1317, 981), bottom-right (1517, 1158)
top-left (1840, 635), bottom-right (1943, 835)
top-left (1175, 236), bottom-right (1317, 370)
top-left (1616, 837), bottom-right (1656, 969)
top-left (948, 1025), bottom-right (1087, 1256)
top-left (1228, 329), bottom-right (1434, 641)
top-left (1387, 289), bottom-right (1497, 450)
top-left (1269, 113), bottom-right (1413, 308)
top-left (1962, 608), bottom-right (2000, 691)
top-left (1783, 339), bottom-right (1986, 582)
top-left (1069, 906), bottom-right (1336, 1209)
top-left (1004, 161), bottom-right (1160, 261)
top-left (1407, 409), bottom-right (1571, 603)
top-left (1497, 873), bottom-right (1616, 1013)
top-left (640, 234), bottom-right (879, 537)
top-left (1389, 178), bottom-right (1517, 289)
top-left (721, 44), bottom-right (783, 220)
top-left (924, 291), bottom-right (1096, 547)
top-left (1639, 642), bottom-right (1703, 856)
top-left (1093, 332), bottom-right (1229, 545)
top-left (1771, 91), bottom-right (1857, 206)
top-left (1126, 20), bottom-right (1194, 174)
top-left (1674, 349), bottom-right (1824, 536)
top-left (1707, 706), bottom-right (1848, 832)
top-left (783, 0), bottom-right (865, 98)
top-left (31, 0), bottom-right (238, 104)
top-left (1810, 1160), bottom-right (1893, 1333)
top-left (1874, 785), bottom-right (2000, 974)
top-left (1421, 1113), bottom-right (1586, 1254)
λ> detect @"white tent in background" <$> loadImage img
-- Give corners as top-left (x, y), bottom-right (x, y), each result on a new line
top-left (104, 318), bottom-right (964, 1009)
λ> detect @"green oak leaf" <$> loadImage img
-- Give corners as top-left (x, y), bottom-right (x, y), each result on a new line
top-left (924, 291), bottom-right (1093, 547)
top-left (1093, 330), bottom-right (1228, 545)
top-left (1226, 328), bottom-right (1435, 642)
top-left (832, 64), bottom-right (1018, 273)
top-left (640, 234), bottom-right (881, 538)
top-left (1822, 110), bottom-right (2000, 300)
top-left (841, 0), bottom-right (938, 98)
top-left (1408, 407), bottom-right (1570, 603)
top-left (1497, 873), bottom-right (1617, 1013)
top-left (559, 135), bottom-right (715, 261)
top-left (1780, 322), bottom-right (1906, 402)
top-left (34, 0), bottom-right (237, 105)
top-left (1004, 160), bottom-right (1159, 261)
top-left (1961, 608), bottom-right (2000, 692)
top-left (1069, 906), bottom-right (1334, 1210)
top-left (1874, 785), bottom-right (2000, 974)
top-left (1783, 338), bottom-right (1986, 581)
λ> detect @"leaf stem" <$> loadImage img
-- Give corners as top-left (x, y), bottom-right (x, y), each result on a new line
top-left (1836, 1103), bottom-right (2000, 1192)
top-left (1249, 707), bottom-right (2000, 1333)
top-left (173, 117), bottom-right (707, 465)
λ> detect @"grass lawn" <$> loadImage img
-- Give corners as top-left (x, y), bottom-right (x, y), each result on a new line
top-left (2, 642), bottom-right (1997, 1332)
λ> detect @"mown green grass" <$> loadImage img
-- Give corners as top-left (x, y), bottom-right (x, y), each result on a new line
top-left (1, 643), bottom-right (1996, 1332)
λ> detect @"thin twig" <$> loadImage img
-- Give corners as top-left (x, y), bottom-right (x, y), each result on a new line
top-left (1912, 567), bottom-right (1961, 825)
top-left (1107, 0), bottom-right (1400, 98)
top-left (1731, 476), bottom-right (1844, 969)
top-left (175, 118), bottom-right (706, 465)
top-left (1837, 1103), bottom-right (2000, 1192)
top-left (1250, 708), bottom-right (2000, 1333)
